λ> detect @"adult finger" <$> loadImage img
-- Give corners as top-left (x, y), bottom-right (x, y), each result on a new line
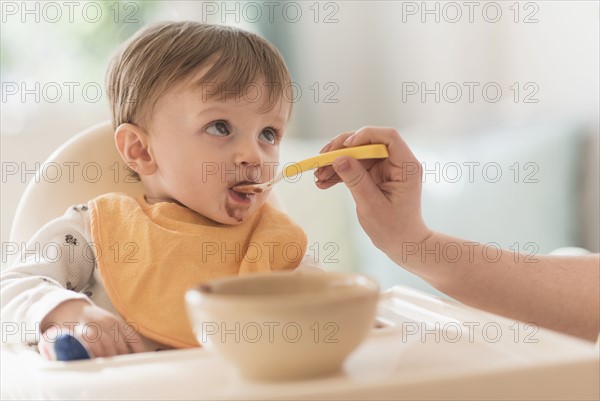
top-left (316, 157), bottom-right (381, 188)
top-left (319, 131), bottom-right (356, 153)
top-left (341, 127), bottom-right (418, 166)
top-left (315, 174), bottom-right (341, 189)
top-left (332, 156), bottom-right (385, 208)
top-left (314, 165), bottom-right (336, 182)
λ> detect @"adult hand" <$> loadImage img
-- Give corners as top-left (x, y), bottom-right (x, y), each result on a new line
top-left (316, 127), bottom-right (600, 343)
top-left (315, 127), bottom-right (432, 260)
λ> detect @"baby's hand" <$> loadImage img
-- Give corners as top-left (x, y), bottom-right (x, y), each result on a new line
top-left (39, 299), bottom-right (145, 359)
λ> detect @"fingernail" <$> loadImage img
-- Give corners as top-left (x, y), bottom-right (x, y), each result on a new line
top-left (321, 170), bottom-right (336, 181)
top-left (334, 158), bottom-right (350, 172)
top-left (343, 135), bottom-right (355, 146)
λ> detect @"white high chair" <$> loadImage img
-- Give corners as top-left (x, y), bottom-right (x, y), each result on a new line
top-left (9, 121), bottom-right (144, 246)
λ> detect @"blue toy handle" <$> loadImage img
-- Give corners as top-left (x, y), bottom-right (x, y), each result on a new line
top-left (53, 334), bottom-right (91, 361)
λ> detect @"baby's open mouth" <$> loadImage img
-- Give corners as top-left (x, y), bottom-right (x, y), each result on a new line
top-left (229, 181), bottom-right (258, 203)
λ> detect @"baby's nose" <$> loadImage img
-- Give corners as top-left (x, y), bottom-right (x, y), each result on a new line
top-left (239, 161), bottom-right (262, 181)
top-left (234, 143), bottom-right (263, 167)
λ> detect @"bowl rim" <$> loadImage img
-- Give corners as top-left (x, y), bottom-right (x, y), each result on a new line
top-left (185, 271), bottom-right (379, 307)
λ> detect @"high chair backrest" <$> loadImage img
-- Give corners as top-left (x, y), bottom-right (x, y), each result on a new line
top-left (9, 121), bottom-right (145, 246)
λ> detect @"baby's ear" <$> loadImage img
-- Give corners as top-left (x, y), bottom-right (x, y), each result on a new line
top-left (114, 123), bottom-right (157, 176)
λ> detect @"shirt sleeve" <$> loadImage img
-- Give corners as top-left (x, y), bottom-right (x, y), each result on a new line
top-left (1, 205), bottom-right (96, 344)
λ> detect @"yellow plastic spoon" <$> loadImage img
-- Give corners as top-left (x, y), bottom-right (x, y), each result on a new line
top-left (233, 144), bottom-right (389, 193)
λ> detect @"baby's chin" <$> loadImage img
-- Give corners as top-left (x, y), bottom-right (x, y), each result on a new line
top-left (185, 190), bottom-right (268, 224)
top-left (194, 202), bottom-right (260, 225)
top-left (221, 201), bottom-right (257, 224)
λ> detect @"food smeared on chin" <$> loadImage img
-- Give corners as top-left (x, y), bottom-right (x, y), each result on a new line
top-left (224, 180), bottom-right (265, 222)
top-left (225, 182), bottom-right (259, 222)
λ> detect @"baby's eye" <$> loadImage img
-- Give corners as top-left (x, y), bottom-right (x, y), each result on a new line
top-left (206, 121), bottom-right (230, 136)
top-left (259, 128), bottom-right (278, 144)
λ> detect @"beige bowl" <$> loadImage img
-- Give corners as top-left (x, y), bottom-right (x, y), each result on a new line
top-left (185, 271), bottom-right (379, 381)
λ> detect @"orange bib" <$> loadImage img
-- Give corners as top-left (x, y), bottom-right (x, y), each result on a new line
top-left (88, 193), bottom-right (307, 348)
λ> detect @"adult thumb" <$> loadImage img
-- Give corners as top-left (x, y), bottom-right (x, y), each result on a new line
top-left (332, 156), bottom-right (382, 206)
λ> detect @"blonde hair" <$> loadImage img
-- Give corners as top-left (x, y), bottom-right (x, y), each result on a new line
top-left (105, 21), bottom-right (292, 130)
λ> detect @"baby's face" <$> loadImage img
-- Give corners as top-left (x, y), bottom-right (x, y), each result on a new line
top-left (143, 70), bottom-right (290, 225)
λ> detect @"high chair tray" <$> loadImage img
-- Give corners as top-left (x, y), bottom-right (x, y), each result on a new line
top-left (2, 285), bottom-right (598, 400)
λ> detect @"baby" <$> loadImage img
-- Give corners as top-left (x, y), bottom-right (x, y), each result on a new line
top-left (1, 21), bottom-right (316, 358)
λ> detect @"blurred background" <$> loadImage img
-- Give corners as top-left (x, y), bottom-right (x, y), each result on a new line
top-left (2, 1), bottom-right (598, 294)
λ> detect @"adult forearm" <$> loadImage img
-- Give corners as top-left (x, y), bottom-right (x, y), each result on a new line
top-left (393, 231), bottom-right (600, 341)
